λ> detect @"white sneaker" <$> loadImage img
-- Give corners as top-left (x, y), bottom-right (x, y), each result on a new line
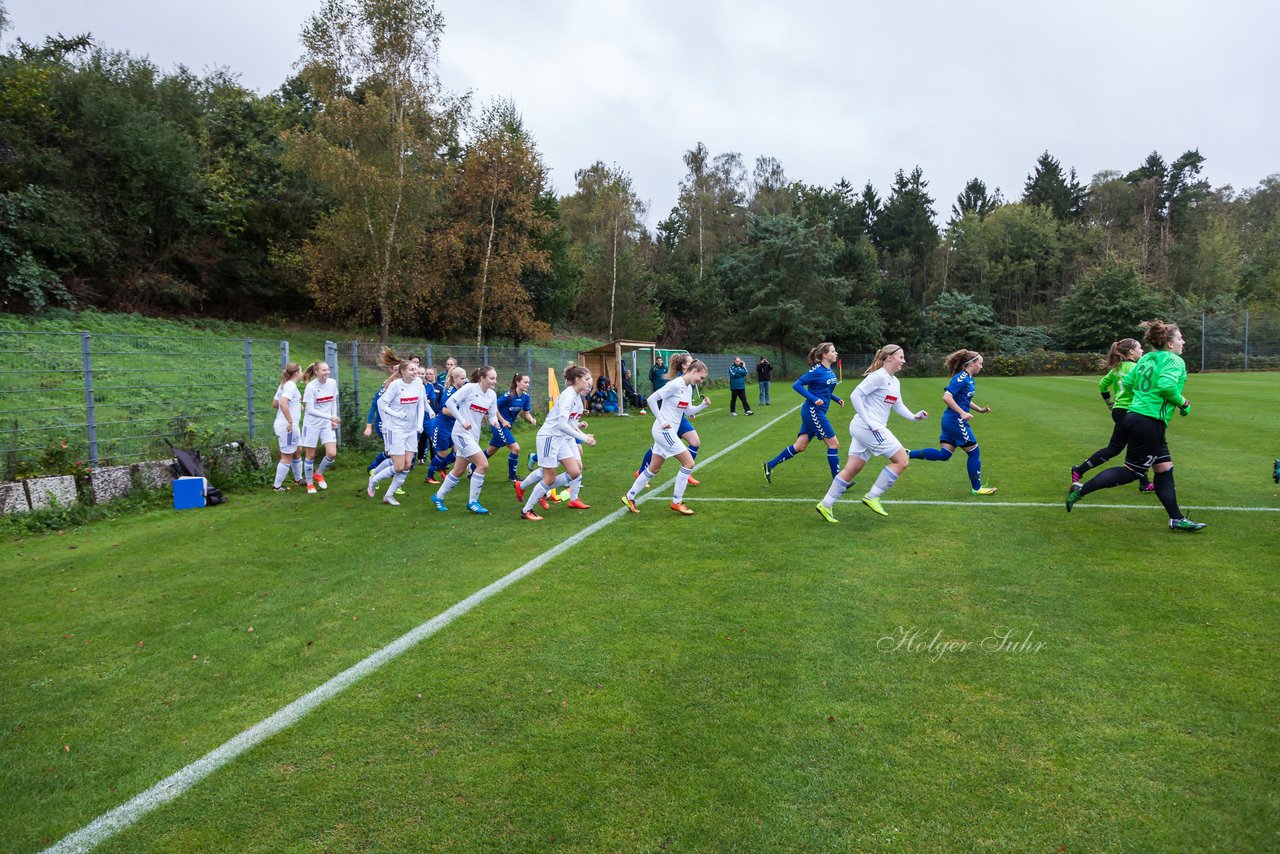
top-left (383, 494), bottom-right (400, 506)
top-left (730, 411), bottom-right (738, 417)
top-left (366, 478), bottom-right (376, 498)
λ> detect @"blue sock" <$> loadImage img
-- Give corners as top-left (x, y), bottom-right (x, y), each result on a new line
top-left (639, 449), bottom-right (654, 473)
top-left (368, 452), bottom-right (387, 471)
top-left (966, 447), bottom-right (982, 489)
top-left (827, 447), bottom-right (840, 477)
top-left (768, 445), bottom-right (797, 469)
top-left (507, 452), bottom-right (519, 480)
top-left (910, 447), bottom-right (953, 462)
top-left (689, 444), bottom-right (699, 461)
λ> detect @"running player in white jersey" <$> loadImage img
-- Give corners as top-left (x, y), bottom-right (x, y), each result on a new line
top-left (367, 360), bottom-right (428, 506)
top-left (519, 366), bottom-right (597, 520)
top-left (271, 363), bottom-right (303, 491)
top-left (300, 361), bottom-right (340, 494)
top-left (432, 366), bottom-right (504, 514)
top-left (816, 345), bottom-right (928, 522)
top-left (622, 359), bottom-right (711, 516)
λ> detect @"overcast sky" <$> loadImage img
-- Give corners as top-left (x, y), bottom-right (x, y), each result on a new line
top-left (6, 0), bottom-right (1278, 228)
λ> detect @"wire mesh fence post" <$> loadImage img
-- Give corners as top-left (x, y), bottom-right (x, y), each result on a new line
top-left (1244, 310), bottom-right (1250, 369)
top-left (351, 341), bottom-right (360, 427)
top-left (245, 338), bottom-right (256, 440)
top-left (483, 345), bottom-right (489, 366)
top-left (281, 339), bottom-right (289, 370)
top-left (1201, 311), bottom-right (1207, 373)
top-left (426, 343), bottom-right (433, 366)
top-left (527, 348), bottom-right (533, 377)
top-left (81, 332), bottom-right (98, 466)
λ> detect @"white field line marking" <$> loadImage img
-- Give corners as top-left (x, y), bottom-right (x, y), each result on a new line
top-left (43, 407), bottom-right (799, 854)
top-left (687, 497), bottom-right (1280, 513)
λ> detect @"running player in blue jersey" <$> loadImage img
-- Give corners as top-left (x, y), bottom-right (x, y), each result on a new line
top-left (763, 342), bottom-right (843, 482)
top-left (482, 373), bottom-right (537, 482)
top-left (424, 367), bottom-right (466, 484)
top-left (907, 349), bottom-right (997, 495)
top-left (634, 353), bottom-right (706, 487)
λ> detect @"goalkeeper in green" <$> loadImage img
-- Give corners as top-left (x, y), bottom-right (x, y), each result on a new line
top-left (1067, 319), bottom-right (1206, 532)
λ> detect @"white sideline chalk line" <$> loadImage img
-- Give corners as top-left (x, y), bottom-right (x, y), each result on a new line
top-left (687, 497), bottom-right (1280, 512)
top-left (43, 407), bottom-right (800, 854)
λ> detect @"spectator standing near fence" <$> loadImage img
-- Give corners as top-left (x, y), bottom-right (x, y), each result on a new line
top-left (756, 356), bottom-right (773, 406)
top-left (649, 355), bottom-right (667, 394)
top-left (300, 361), bottom-right (340, 494)
top-left (728, 357), bottom-right (753, 416)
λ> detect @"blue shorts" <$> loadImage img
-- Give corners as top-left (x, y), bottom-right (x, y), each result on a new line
top-left (798, 406), bottom-right (836, 441)
top-left (939, 414), bottom-right (977, 448)
top-left (488, 424), bottom-right (516, 448)
top-left (678, 415), bottom-right (694, 436)
top-left (431, 422), bottom-right (454, 453)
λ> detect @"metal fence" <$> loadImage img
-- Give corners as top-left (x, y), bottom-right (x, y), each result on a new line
top-left (2, 313), bottom-right (1276, 476)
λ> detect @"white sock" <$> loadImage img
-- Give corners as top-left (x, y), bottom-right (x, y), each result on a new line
top-left (626, 467), bottom-right (655, 499)
top-left (304, 459), bottom-right (314, 484)
top-left (387, 470), bottom-right (408, 495)
top-left (317, 455), bottom-right (335, 475)
top-left (822, 476), bottom-right (852, 508)
top-left (553, 472), bottom-right (570, 490)
top-left (867, 467), bottom-right (899, 499)
top-left (437, 472), bottom-right (460, 498)
top-left (524, 481), bottom-right (547, 513)
top-left (521, 470), bottom-right (541, 490)
top-left (291, 459), bottom-right (303, 480)
top-left (673, 466), bottom-right (693, 503)
top-left (569, 475), bottom-right (582, 500)
top-left (274, 462), bottom-right (289, 488)
top-left (469, 472), bottom-right (485, 504)
top-left (370, 465), bottom-right (396, 486)
top-left (373, 458), bottom-right (395, 476)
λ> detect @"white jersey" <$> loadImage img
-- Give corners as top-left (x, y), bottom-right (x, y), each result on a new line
top-left (377, 377), bottom-right (427, 436)
top-left (303, 378), bottom-right (339, 428)
top-left (446, 382), bottom-right (499, 442)
top-left (646, 376), bottom-right (708, 429)
top-left (850, 368), bottom-right (915, 431)
top-left (538, 387), bottom-right (589, 443)
top-left (273, 380), bottom-right (301, 433)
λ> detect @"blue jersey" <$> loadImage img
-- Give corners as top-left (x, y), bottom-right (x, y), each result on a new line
top-left (944, 371), bottom-right (976, 414)
top-left (367, 387), bottom-right (385, 433)
top-left (792, 364), bottom-right (840, 409)
top-left (496, 391), bottom-right (531, 424)
top-left (434, 385), bottom-right (459, 428)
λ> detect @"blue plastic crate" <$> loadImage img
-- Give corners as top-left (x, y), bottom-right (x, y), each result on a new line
top-left (173, 476), bottom-right (207, 510)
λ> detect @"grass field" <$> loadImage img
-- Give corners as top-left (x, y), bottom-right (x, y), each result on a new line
top-left (3, 373), bottom-right (1278, 853)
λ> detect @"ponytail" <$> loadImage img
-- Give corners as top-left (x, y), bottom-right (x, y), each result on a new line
top-left (808, 342), bottom-right (836, 366)
top-left (864, 344), bottom-right (903, 376)
top-left (302, 362), bottom-right (323, 383)
top-left (564, 365), bottom-right (591, 386)
top-left (377, 346), bottom-right (401, 370)
top-left (279, 362), bottom-right (300, 387)
top-left (665, 352), bottom-right (692, 380)
top-left (510, 373), bottom-right (529, 395)
top-left (943, 349), bottom-right (981, 375)
top-left (1105, 338), bottom-right (1141, 370)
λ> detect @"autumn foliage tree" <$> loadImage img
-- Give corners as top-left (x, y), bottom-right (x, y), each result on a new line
top-left (435, 100), bottom-right (550, 346)
top-left (285, 0), bottom-right (463, 342)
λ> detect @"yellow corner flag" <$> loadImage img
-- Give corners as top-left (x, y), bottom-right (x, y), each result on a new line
top-left (547, 366), bottom-right (561, 411)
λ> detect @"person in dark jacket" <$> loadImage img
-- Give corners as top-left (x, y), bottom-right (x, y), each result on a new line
top-left (649, 356), bottom-right (667, 394)
top-left (756, 356), bottom-right (773, 406)
top-left (728, 357), bottom-right (753, 415)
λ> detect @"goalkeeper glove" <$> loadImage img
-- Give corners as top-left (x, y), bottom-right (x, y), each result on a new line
top-left (1178, 399), bottom-right (1191, 417)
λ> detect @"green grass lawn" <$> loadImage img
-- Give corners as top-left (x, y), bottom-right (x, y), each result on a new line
top-left (3, 374), bottom-right (1278, 852)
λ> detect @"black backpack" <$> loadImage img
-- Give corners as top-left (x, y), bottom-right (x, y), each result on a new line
top-left (164, 441), bottom-right (226, 506)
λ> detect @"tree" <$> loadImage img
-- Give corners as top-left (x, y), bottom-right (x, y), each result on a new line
top-left (285, 0), bottom-right (463, 341)
top-left (1056, 260), bottom-right (1167, 350)
top-left (434, 100), bottom-right (550, 345)
top-left (673, 142), bottom-right (747, 281)
top-left (748, 155), bottom-right (794, 216)
top-left (718, 213), bottom-right (849, 372)
top-left (918, 291), bottom-right (999, 351)
top-left (561, 161), bottom-right (651, 340)
top-left (874, 166), bottom-right (939, 301)
top-left (522, 190), bottom-right (582, 327)
top-left (949, 178), bottom-right (1002, 228)
top-left (1022, 151), bottom-right (1085, 222)
top-left (948, 203), bottom-right (1068, 324)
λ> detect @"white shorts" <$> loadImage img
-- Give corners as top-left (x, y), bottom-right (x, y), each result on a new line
top-left (847, 420), bottom-right (903, 461)
top-left (452, 430), bottom-right (483, 460)
top-left (650, 425), bottom-right (687, 460)
top-left (275, 428), bottom-right (299, 455)
top-left (300, 422), bottom-right (336, 448)
top-left (384, 429), bottom-right (417, 456)
top-left (536, 434), bottom-right (577, 466)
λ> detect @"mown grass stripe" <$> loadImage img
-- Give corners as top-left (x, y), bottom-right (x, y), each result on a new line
top-left (43, 407), bottom-right (800, 854)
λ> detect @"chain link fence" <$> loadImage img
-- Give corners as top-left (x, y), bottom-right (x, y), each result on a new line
top-left (2, 314), bottom-right (1276, 477)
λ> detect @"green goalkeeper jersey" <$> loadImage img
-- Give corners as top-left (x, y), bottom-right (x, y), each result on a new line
top-left (1126, 349), bottom-right (1187, 424)
top-left (1098, 360), bottom-right (1139, 409)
